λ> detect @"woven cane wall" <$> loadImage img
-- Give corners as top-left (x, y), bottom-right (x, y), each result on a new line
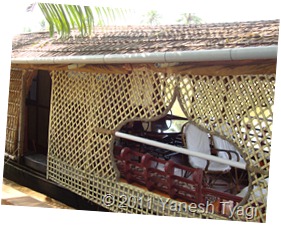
top-left (178, 74), bottom-right (274, 222)
top-left (48, 70), bottom-right (176, 180)
top-left (47, 68), bottom-right (274, 222)
top-left (5, 69), bottom-right (23, 157)
top-left (5, 69), bottom-right (36, 158)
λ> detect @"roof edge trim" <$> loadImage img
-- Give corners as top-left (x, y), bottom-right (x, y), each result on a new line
top-left (11, 45), bottom-right (278, 65)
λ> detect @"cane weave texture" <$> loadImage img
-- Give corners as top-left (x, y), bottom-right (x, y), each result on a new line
top-left (45, 68), bottom-right (274, 222)
top-left (5, 69), bottom-right (35, 158)
top-left (178, 74), bottom-right (273, 222)
top-left (47, 69), bottom-right (176, 181)
top-left (5, 66), bottom-right (274, 222)
top-left (5, 69), bottom-right (23, 158)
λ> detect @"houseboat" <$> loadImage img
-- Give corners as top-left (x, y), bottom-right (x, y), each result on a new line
top-left (3, 19), bottom-right (279, 222)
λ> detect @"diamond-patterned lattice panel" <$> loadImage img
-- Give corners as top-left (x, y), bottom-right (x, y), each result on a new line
top-left (48, 69), bottom-right (176, 182)
top-left (47, 69), bottom-right (273, 222)
top-left (178, 73), bottom-right (274, 222)
top-left (178, 74), bottom-right (274, 169)
top-left (90, 71), bottom-right (177, 130)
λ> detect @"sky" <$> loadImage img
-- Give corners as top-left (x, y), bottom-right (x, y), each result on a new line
top-left (0, 1), bottom-right (281, 225)
top-left (11, 0), bottom-right (281, 34)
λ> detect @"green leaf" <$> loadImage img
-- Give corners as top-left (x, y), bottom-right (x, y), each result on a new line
top-left (84, 6), bottom-right (94, 35)
top-left (58, 5), bottom-right (71, 36)
top-left (68, 5), bottom-right (83, 31)
top-left (38, 3), bottom-right (55, 37)
top-left (38, 3), bottom-right (131, 38)
top-left (64, 5), bottom-right (76, 29)
top-left (94, 6), bottom-right (104, 26)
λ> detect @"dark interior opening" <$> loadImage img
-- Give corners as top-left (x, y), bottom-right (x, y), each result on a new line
top-left (113, 111), bottom-right (250, 210)
top-left (23, 70), bottom-right (51, 173)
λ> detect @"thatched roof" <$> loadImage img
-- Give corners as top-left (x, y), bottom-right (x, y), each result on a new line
top-left (12, 20), bottom-right (279, 59)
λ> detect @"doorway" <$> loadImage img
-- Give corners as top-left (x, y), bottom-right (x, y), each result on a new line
top-left (23, 70), bottom-right (51, 174)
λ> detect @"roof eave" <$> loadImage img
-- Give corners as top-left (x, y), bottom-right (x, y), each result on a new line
top-left (11, 45), bottom-right (278, 65)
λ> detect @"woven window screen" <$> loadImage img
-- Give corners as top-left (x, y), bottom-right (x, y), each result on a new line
top-left (47, 69), bottom-right (274, 222)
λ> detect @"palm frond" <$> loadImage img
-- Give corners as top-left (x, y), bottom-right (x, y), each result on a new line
top-left (38, 3), bottom-right (130, 39)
